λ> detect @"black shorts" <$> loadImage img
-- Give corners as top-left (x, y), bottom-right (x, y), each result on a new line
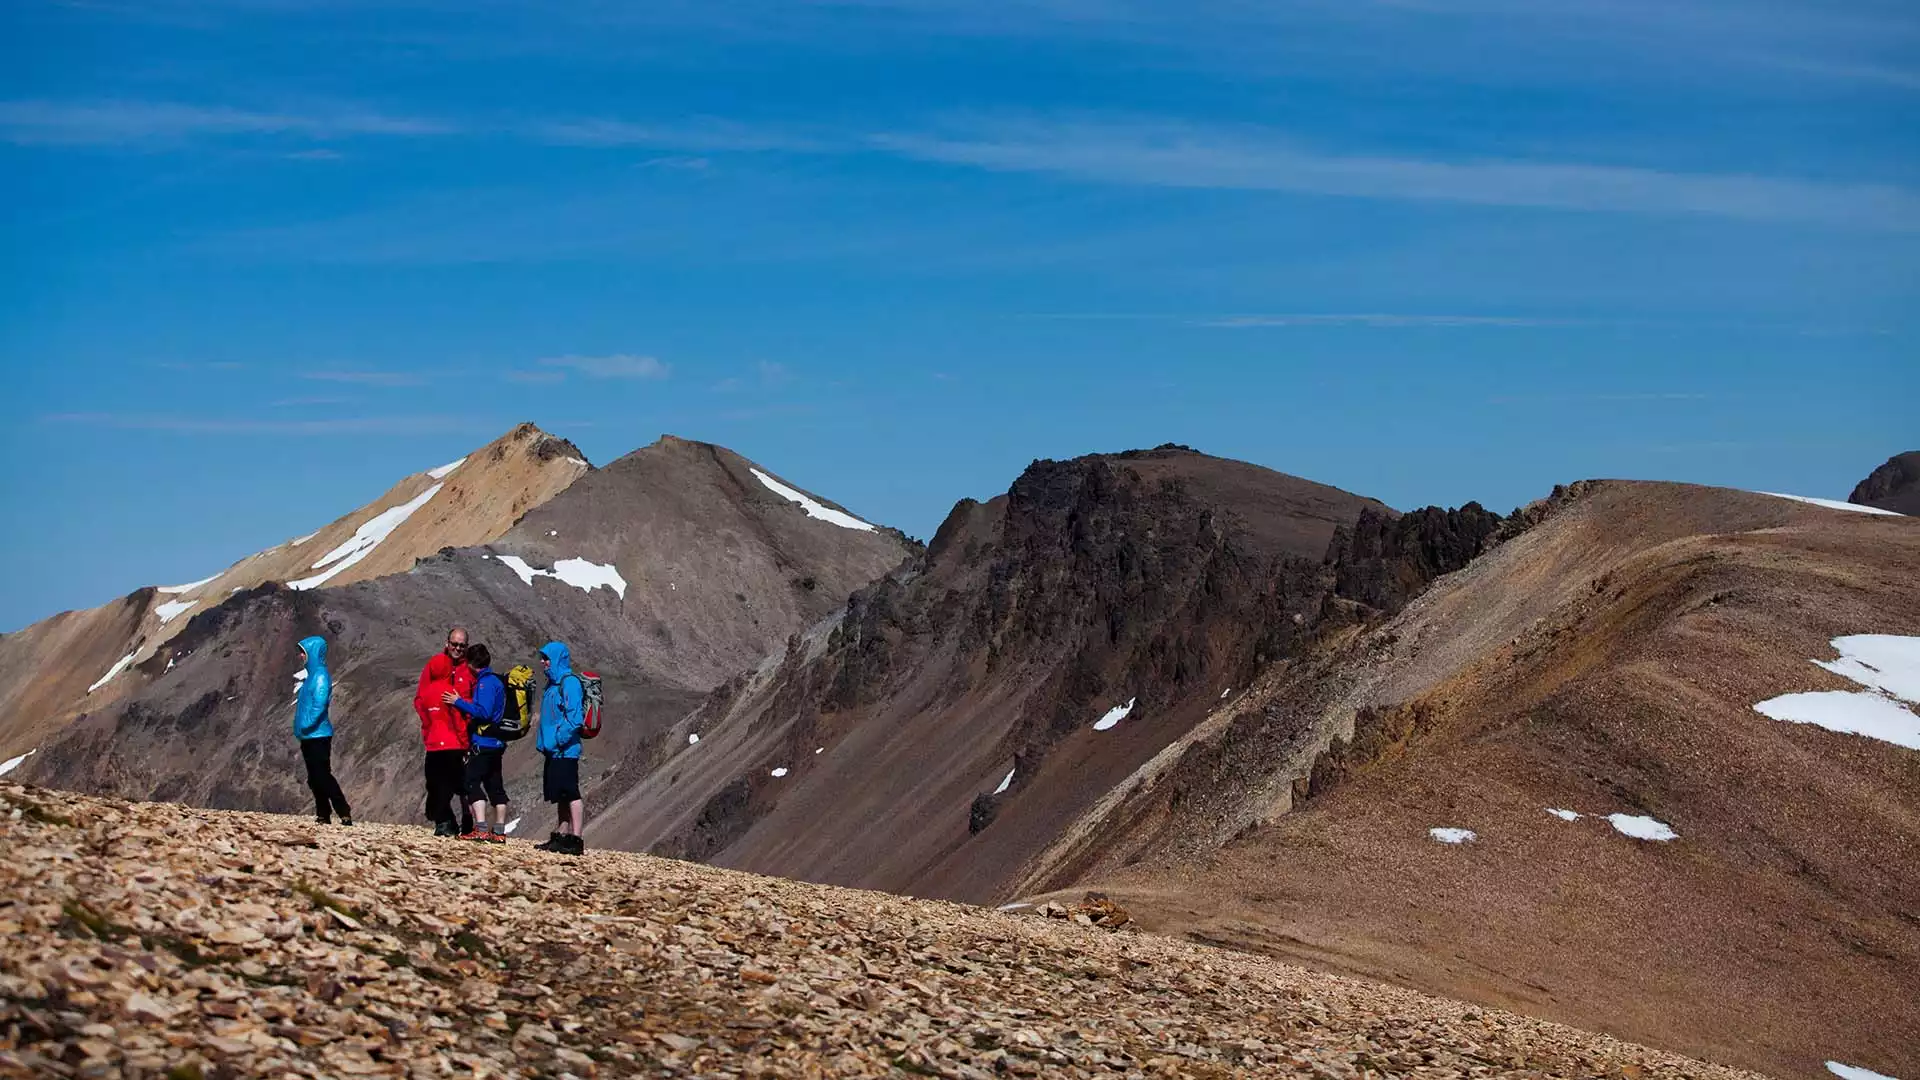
top-left (465, 748), bottom-right (508, 806)
top-left (542, 756), bottom-right (580, 804)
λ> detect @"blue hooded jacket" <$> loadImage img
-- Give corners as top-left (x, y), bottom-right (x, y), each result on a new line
top-left (293, 636), bottom-right (333, 740)
top-left (451, 667), bottom-right (507, 751)
top-left (536, 641), bottom-right (584, 759)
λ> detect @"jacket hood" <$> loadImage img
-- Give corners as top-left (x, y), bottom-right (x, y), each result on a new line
top-left (539, 641), bottom-right (572, 678)
top-left (426, 652), bottom-right (455, 680)
top-left (299, 636), bottom-right (328, 671)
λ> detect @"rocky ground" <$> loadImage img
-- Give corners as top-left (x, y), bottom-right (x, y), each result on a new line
top-left (0, 784), bottom-right (1761, 1080)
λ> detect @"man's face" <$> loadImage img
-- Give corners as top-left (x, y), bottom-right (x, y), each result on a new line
top-left (445, 631), bottom-right (468, 663)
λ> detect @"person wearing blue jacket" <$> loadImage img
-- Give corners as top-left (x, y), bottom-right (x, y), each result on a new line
top-left (533, 641), bottom-right (586, 856)
top-left (293, 635), bottom-right (353, 826)
top-left (444, 643), bottom-right (509, 844)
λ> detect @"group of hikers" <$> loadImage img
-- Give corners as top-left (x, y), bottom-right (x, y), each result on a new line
top-left (291, 626), bottom-right (597, 855)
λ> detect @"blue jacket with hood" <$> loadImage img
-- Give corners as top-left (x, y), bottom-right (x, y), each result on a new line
top-left (451, 667), bottom-right (507, 751)
top-left (294, 636), bottom-right (333, 740)
top-left (536, 641), bottom-right (584, 759)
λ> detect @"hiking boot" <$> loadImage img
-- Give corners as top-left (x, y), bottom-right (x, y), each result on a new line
top-left (433, 821), bottom-right (457, 838)
top-left (534, 832), bottom-right (565, 852)
top-left (340, 817), bottom-right (354, 827)
top-left (563, 834), bottom-right (585, 856)
top-left (484, 832), bottom-right (506, 844)
top-left (458, 830), bottom-right (489, 842)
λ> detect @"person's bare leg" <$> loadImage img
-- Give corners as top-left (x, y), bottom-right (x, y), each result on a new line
top-left (493, 802), bottom-right (508, 831)
top-left (468, 799), bottom-right (488, 833)
top-left (567, 799), bottom-right (584, 838)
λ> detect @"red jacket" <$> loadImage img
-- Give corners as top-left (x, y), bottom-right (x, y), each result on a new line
top-left (414, 654), bottom-right (474, 751)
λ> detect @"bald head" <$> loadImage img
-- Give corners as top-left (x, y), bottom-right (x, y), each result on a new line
top-left (444, 626), bottom-right (469, 662)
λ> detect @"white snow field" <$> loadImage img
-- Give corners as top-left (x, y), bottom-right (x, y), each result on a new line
top-left (1546, 808), bottom-right (1582, 821)
top-left (0, 749), bottom-right (36, 777)
top-left (994, 767), bottom-right (1015, 795)
top-left (155, 574), bottom-right (219, 595)
top-left (426, 457), bottom-right (466, 480)
top-left (749, 468), bottom-right (875, 531)
top-left (1756, 492), bottom-right (1901, 516)
top-left (1754, 635), bottom-right (1920, 750)
top-left (1429, 828), bottom-right (1477, 844)
top-left (496, 555), bottom-right (628, 600)
top-left (1606, 814), bottom-right (1678, 841)
top-left (87, 651), bottom-right (140, 694)
top-left (1092, 697), bottom-right (1136, 732)
top-left (290, 483), bottom-right (445, 590)
top-left (153, 598), bottom-right (197, 625)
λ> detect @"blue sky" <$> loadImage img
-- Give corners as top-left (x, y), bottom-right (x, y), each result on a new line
top-left (2, 0), bottom-right (1915, 630)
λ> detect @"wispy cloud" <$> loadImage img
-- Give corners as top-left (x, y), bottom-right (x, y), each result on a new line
top-left (1487, 392), bottom-right (1713, 405)
top-left (538, 354), bottom-right (671, 379)
top-left (43, 412), bottom-right (474, 434)
top-left (872, 116), bottom-right (1920, 230)
top-left (1198, 313), bottom-right (1579, 328)
top-left (714, 360), bottom-right (796, 392)
top-left (0, 100), bottom-right (452, 146)
top-left (506, 370), bottom-right (567, 384)
top-left (300, 369), bottom-right (431, 387)
top-left (525, 118), bottom-right (830, 153)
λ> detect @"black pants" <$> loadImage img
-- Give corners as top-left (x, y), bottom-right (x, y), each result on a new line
top-left (465, 748), bottom-right (509, 806)
top-left (423, 749), bottom-right (467, 828)
top-left (299, 737), bottom-right (352, 823)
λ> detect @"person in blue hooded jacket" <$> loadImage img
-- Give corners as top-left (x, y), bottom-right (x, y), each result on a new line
top-left (294, 635), bottom-right (353, 826)
top-left (533, 641), bottom-right (586, 855)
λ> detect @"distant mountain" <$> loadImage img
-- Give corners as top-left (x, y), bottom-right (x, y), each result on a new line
top-left (1850, 450), bottom-right (1920, 515)
top-left (1, 432), bottom-right (914, 825)
top-left (592, 445), bottom-right (1502, 900)
top-left (0, 422), bottom-right (589, 760)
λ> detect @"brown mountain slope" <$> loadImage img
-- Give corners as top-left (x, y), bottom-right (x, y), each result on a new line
top-left (0, 781), bottom-right (1763, 1080)
top-left (592, 446), bottom-right (1498, 903)
top-left (0, 422), bottom-right (589, 763)
top-left (7, 436), bottom-right (914, 827)
top-left (1850, 450), bottom-right (1920, 515)
top-left (1017, 481), bottom-right (1920, 1080)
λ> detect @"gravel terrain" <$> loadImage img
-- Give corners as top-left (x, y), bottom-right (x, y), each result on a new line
top-left (0, 782), bottom-right (1763, 1080)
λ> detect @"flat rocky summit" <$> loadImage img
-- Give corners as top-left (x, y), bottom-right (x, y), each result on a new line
top-left (0, 784), bottom-right (1760, 1080)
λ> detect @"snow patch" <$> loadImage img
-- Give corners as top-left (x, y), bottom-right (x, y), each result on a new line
top-left (1607, 813), bottom-right (1677, 841)
top-left (1756, 692), bottom-right (1920, 750)
top-left (1429, 828), bottom-right (1476, 844)
top-left (749, 468), bottom-right (875, 531)
top-left (770, 767), bottom-right (789, 778)
top-left (994, 767), bottom-right (1015, 795)
top-left (156, 574), bottom-right (218, 595)
top-left (153, 598), bottom-right (198, 625)
top-left (1757, 492), bottom-right (1900, 516)
top-left (0, 749), bottom-right (36, 777)
top-left (1754, 635), bottom-right (1920, 750)
top-left (290, 482), bottom-right (444, 591)
top-left (814, 747), bottom-right (823, 754)
top-left (87, 651), bottom-right (140, 694)
top-left (996, 902), bottom-right (1032, 912)
top-left (688, 733), bottom-right (700, 745)
top-left (1546, 808), bottom-right (1582, 821)
top-left (291, 531), bottom-right (319, 546)
top-left (1827, 1062), bottom-right (1900, 1080)
top-left (1220, 688), bottom-right (1231, 699)
top-left (427, 456), bottom-right (466, 480)
top-left (504, 817), bottom-right (521, 835)
top-left (1092, 697), bottom-right (1136, 732)
top-left (565, 457), bottom-right (589, 467)
top-left (496, 555), bottom-right (627, 599)
top-left (547, 530), bottom-right (558, 537)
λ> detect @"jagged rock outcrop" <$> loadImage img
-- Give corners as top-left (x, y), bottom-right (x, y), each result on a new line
top-left (1849, 450), bottom-right (1920, 514)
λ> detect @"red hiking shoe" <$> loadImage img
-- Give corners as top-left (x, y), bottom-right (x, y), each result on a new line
top-left (457, 830), bottom-right (489, 842)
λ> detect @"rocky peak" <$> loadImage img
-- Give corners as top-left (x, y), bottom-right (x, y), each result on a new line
top-left (1849, 451), bottom-right (1920, 515)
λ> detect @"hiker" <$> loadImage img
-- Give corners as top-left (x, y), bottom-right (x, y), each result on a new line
top-left (445, 643), bottom-right (509, 843)
top-left (294, 635), bottom-right (352, 826)
top-left (414, 628), bottom-right (474, 837)
top-left (534, 641), bottom-right (586, 855)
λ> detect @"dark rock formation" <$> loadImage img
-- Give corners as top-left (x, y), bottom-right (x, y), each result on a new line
top-left (1849, 451), bottom-right (1920, 515)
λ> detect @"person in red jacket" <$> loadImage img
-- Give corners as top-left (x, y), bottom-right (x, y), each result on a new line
top-left (415, 627), bottom-right (475, 836)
